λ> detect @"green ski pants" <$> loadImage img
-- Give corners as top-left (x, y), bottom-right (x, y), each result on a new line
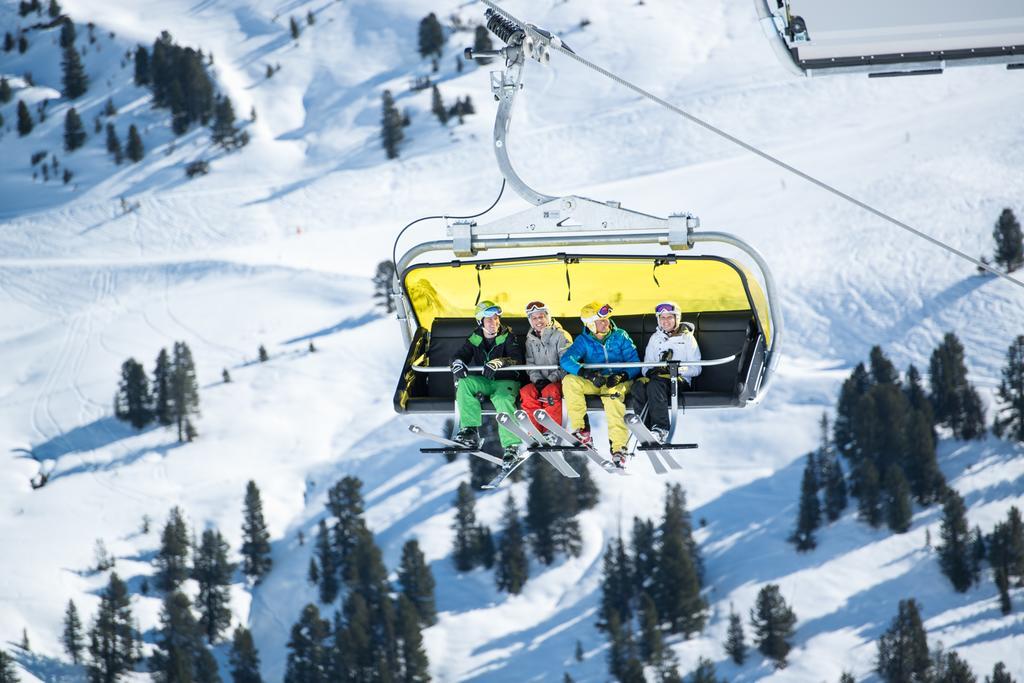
top-left (456, 375), bottom-right (522, 447)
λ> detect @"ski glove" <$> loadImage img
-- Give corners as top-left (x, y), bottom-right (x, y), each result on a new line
top-left (605, 372), bottom-right (629, 388)
top-left (451, 359), bottom-right (468, 380)
top-left (483, 358), bottom-right (505, 379)
top-left (533, 378), bottom-right (551, 393)
top-left (659, 349), bottom-right (674, 362)
top-left (580, 369), bottom-right (606, 388)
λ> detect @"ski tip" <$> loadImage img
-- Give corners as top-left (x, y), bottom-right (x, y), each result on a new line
top-left (408, 424), bottom-right (421, 434)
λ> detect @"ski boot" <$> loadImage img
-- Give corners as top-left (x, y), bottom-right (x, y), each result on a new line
top-left (543, 431), bottom-right (561, 446)
top-left (572, 428), bottom-right (593, 448)
top-left (650, 426), bottom-right (669, 444)
top-left (453, 426), bottom-right (480, 449)
top-left (502, 444), bottom-right (521, 470)
top-left (611, 448), bottom-right (628, 470)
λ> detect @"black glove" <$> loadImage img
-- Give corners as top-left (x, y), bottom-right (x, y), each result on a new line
top-left (451, 359), bottom-right (468, 380)
top-left (483, 358), bottom-right (504, 379)
top-left (605, 372), bottom-right (629, 388)
top-left (580, 369), bottom-right (606, 388)
top-left (534, 378), bottom-right (551, 393)
top-left (659, 349), bottom-right (674, 362)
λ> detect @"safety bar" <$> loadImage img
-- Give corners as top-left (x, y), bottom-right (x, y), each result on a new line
top-left (409, 355), bottom-right (737, 373)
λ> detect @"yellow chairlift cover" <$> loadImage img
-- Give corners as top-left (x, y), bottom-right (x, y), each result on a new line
top-left (403, 255), bottom-right (773, 346)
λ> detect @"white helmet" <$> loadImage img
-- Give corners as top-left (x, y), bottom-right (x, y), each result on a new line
top-left (655, 301), bottom-right (682, 331)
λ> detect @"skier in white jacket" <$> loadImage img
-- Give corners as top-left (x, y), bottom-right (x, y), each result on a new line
top-left (629, 301), bottom-right (701, 442)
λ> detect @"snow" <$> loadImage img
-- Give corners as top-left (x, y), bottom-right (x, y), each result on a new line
top-left (1, 0), bottom-right (1024, 681)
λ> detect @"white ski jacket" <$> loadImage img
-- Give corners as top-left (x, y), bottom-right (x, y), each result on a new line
top-left (642, 323), bottom-right (702, 385)
top-left (525, 321), bottom-right (572, 383)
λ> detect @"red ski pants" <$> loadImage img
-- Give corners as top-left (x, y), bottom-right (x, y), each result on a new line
top-left (519, 381), bottom-right (563, 432)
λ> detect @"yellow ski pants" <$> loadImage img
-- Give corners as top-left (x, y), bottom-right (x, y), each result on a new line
top-left (562, 374), bottom-right (633, 451)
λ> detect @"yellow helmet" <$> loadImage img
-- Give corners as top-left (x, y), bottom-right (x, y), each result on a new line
top-left (580, 302), bottom-right (612, 332)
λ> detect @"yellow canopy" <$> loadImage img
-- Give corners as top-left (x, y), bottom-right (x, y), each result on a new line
top-left (403, 254), bottom-right (772, 346)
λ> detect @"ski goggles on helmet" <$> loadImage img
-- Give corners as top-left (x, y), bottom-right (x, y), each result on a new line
top-left (581, 303), bottom-right (613, 325)
top-left (475, 303), bottom-right (502, 321)
top-left (655, 302), bottom-right (680, 316)
top-left (525, 300), bottom-right (548, 315)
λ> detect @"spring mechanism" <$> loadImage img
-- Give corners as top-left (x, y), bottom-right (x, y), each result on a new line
top-left (485, 8), bottom-right (524, 46)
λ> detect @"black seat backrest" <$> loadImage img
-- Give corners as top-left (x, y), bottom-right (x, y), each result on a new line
top-left (692, 311), bottom-right (754, 393)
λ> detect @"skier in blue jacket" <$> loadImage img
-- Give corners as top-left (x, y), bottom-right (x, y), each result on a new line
top-left (560, 302), bottom-right (640, 467)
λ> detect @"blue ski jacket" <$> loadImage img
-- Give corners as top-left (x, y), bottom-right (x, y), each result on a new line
top-left (560, 324), bottom-right (641, 379)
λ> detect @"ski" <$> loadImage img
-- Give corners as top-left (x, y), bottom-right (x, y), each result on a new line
top-left (481, 449), bottom-right (531, 489)
top-left (625, 413), bottom-right (695, 472)
top-left (408, 424), bottom-right (504, 466)
top-left (497, 412), bottom-right (580, 479)
top-left (533, 410), bottom-right (626, 475)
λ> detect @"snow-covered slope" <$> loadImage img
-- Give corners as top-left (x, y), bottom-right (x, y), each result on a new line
top-left (1, 0), bottom-right (1023, 681)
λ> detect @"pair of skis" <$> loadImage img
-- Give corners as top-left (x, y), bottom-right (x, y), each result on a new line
top-left (624, 413), bottom-right (694, 475)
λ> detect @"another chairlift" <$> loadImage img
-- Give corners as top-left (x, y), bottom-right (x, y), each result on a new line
top-left (392, 10), bottom-right (783, 470)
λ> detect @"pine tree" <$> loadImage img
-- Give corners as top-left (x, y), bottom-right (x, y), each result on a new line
top-left (222, 368), bottom-right (231, 383)
top-left (689, 658), bottom-right (721, 683)
top-left (116, 358), bottom-right (152, 428)
top-left (725, 603), bottom-right (746, 665)
top-left (905, 408), bottom-right (944, 504)
top-left (47, 0), bottom-right (60, 17)
top-left (430, 85), bottom-right (447, 124)
top-left (17, 34), bottom-right (27, 54)
top-left (630, 516), bottom-right (657, 596)
top-left (0, 77), bottom-right (11, 103)
top-left (883, 465), bottom-right (913, 534)
top-left (995, 336), bottom-right (1024, 442)
top-left (792, 454), bottom-right (821, 551)
top-left (325, 476), bottom-right (368, 581)
top-left (134, 45), bottom-right (150, 86)
top-left (0, 650), bottom-right (18, 683)
top-left (87, 573), bottom-right (139, 682)
top-left (655, 484), bottom-right (706, 636)
top-left (2, 33), bottom-right (12, 53)
top-left (228, 626), bottom-right (263, 683)
top-left (417, 13), bottom-right (445, 58)
top-left (599, 536), bottom-right (633, 630)
top-left (398, 539), bottom-right (437, 626)
top-left (314, 519), bottom-right (338, 603)
top-left (749, 584), bottom-right (797, 666)
top-left (636, 592), bottom-right (664, 666)
top-left (372, 261), bottom-right (396, 313)
top-left (969, 525), bottom-right (985, 586)
top-left (381, 90), bottom-right (403, 159)
top-left (476, 524), bottom-right (495, 569)
top-left (870, 345), bottom-right (900, 385)
top-left (171, 341), bottom-right (200, 442)
top-left (63, 599), bottom-right (84, 664)
top-left (929, 333), bottom-right (985, 440)
top-left (995, 566), bottom-right (1012, 615)
top-left (284, 604), bottom-right (331, 683)
top-left (933, 651), bottom-right (977, 683)
top-left (149, 591), bottom-right (220, 683)
top-left (61, 44), bottom-right (88, 99)
top-left (987, 662), bottom-right (1016, 683)
top-left (155, 506), bottom-right (191, 592)
top-left (193, 528), bottom-right (235, 643)
top-left (211, 97), bottom-right (243, 149)
top-left (495, 493), bottom-right (529, 594)
top-left (605, 611), bottom-right (637, 683)
top-left (17, 100), bottom-right (33, 136)
top-left (105, 124), bottom-right (123, 164)
top-left (473, 25), bottom-right (493, 64)
top-left (289, 16), bottom-right (301, 40)
top-left (59, 18), bottom-right (76, 48)
top-left (452, 482), bottom-right (481, 571)
top-left (240, 480), bottom-right (273, 583)
top-left (993, 208), bottom-right (1024, 273)
top-left (526, 456), bottom-right (562, 564)
top-left (126, 124), bottom-right (144, 162)
top-left (340, 529), bottom-right (398, 677)
top-left (857, 459), bottom-right (883, 528)
top-left (876, 598), bottom-right (930, 683)
top-left (394, 595), bottom-right (430, 683)
top-left (938, 490), bottom-right (972, 592)
top-left (152, 349), bottom-right (172, 424)
top-left (824, 448), bottom-right (848, 522)
top-left (834, 363), bottom-right (870, 460)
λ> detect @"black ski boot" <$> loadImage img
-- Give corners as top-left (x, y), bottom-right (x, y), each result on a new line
top-left (454, 426), bottom-right (480, 449)
top-left (502, 445), bottom-right (520, 470)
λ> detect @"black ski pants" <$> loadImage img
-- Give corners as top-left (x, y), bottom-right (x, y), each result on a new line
top-left (629, 375), bottom-right (687, 431)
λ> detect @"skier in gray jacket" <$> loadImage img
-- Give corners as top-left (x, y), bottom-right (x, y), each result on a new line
top-left (519, 300), bottom-right (573, 435)
top-left (629, 301), bottom-right (701, 442)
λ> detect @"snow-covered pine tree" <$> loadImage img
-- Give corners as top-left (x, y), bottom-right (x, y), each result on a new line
top-left (126, 124), bottom-right (144, 162)
top-left (876, 598), bottom-right (930, 683)
top-left (495, 493), bottom-right (528, 594)
top-left (792, 454), bottom-right (821, 551)
top-left (417, 13), bottom-right (445, 58)
top-left (995, 336), bottom-right (1024, 442)
top-left (314, 519), bottom-right (338, 603)
top-left (993, 208), bottom-right (1023, 273)
top-left (883, 465), bottom-right (913, 534)
top-left (394, 594), bottom-right (430, 683)
top-left (452, 482), bottom-right (481, 571)
top-left (749, 584), bottom-right (797, 667)
top-left (283, 604), bottom-right (331, 683)
top-left (938, 489), bottom-right (972, 592)
top-left (149, 591), bottom-right (220, 682)
top-left (62, 599), bottom-right (83, 663)
top-left (397, 538), bottom-right (437, 626)
top-left (155, 506), bottom-right (191, 592)
top-left (61, 43), bottom-right (88, 99)
top-left (171, 341), bottom-right (200, 442)
top-left (240, 480), bottom-right (272, 583)
top-left (193, 528), bottom-right (235, 643)
top-left (87, 573), bottom-right (139, 681)
top-left (381, 90), bottom-right (403, 159)
top-left (229, 626), bottom-right (263, 683)
top-left (725, 603), bottom-right (747, 664)
top-left (372, 261), bottom-right (396, 313)
top-left (116, 358), bottom-right (152, 428)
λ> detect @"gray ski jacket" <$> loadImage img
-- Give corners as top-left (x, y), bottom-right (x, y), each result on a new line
top-left (525, 321), bottom-right (572, 383)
